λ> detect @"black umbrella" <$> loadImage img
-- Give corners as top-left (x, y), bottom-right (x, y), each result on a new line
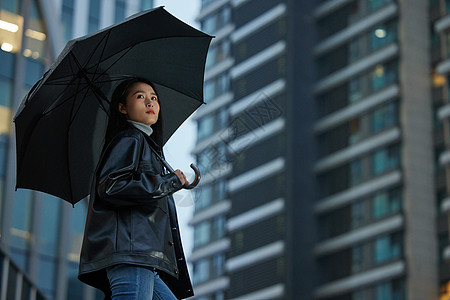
top-left (14, 6), bottom-right (212, 205)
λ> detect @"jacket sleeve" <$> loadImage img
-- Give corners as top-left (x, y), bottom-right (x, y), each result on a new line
top-left (97, 134), bottom-right (183, 207)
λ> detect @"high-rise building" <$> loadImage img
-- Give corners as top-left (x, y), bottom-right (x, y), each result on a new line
top-left (0, 1), bottom-right (153, 299)
top-left (191, 0), bottom-right (449, 299)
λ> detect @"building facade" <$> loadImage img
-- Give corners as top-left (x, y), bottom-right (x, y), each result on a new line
top-left (0, 0), bottom-right (153, 299)
top-left (191, 0), bottom-right (449, 299)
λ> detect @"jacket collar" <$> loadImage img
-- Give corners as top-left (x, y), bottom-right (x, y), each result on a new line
top-left (127, 120), bottom-right (153, 136)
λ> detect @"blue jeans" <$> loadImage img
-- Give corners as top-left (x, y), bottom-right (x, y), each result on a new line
top-left (106, 264), bottom-right (177, 300)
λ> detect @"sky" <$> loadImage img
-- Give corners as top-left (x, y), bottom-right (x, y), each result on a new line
top-left (154, 0), bottom-right (202, 257)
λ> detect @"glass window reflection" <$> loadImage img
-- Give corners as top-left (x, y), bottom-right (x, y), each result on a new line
top-left (39, 195), bottom-right (60, 256)
top-left (141, 0), bottom-right (153, 11)
top-left (24, 57), bottom-right (44, 87)
top-left (37, 256), bottom-right (56, 298)
top-left (68, 199), bottom-right (88, 263)
top-left (11, 189), bottom-right (33, 250)
top-left (0, 49), bottom-right (15, 78)
top-left (0, 77), bottom-right (13, 107)
top-left (23, 1), bottom-right (47, 63)
top-left (1, 0), bottom-right (20, 13)
top-left (115, 0), bottom-right (126, 22)
top-left (62, 0), bottom-right (74, 41)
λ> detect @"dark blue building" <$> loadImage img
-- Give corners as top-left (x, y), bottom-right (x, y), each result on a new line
top-left (191, 0), bottom-right (449, 299)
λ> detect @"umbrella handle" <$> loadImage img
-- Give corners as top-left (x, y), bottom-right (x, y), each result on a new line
top-left (183, 163), bottom-right (201, 190)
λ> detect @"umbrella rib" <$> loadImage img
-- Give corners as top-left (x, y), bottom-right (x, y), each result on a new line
top-left (66, 79), bottom-right (88, 202)
top-left (81, 31), bottom-right (111, 73)
top-left (89, 45), bottom-right (136, 82)
top-left (43, 82), bottom-right (91, 115)
top-left (69, 76), bottom-right (93, 124)
top-left (69, 52), bottom-right (110, 112)
top-left (91, 31), bottom-right (112, 83)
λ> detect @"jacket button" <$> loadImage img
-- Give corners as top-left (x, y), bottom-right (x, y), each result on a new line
top-left (168, 241), bottom-right (174, 246)
top-left (175, 269), bottom-right (179, 274)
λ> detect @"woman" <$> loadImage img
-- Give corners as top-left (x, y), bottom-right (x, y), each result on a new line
top-left (78, 77), bottom-right (194, 299)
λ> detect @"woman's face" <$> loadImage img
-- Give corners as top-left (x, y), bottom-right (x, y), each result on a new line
top-left (118, 82), bottom-right (160, 126)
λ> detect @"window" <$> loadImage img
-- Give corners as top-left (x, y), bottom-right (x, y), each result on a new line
top-left (201, 7), bottom-right (231, 34)
top-left (373, 192), bottom-right (389, 218)
top-left (216, 108), bottom-right (228, 129)
top-left (320, 187), bottom-right (402, 240)
top-left (206, 47), bottom-right (217, 70)
top-left (214, 292), bottom-right (225, 300)
top-left (349, 117), bottom-right (361, 144)
top-left (11, 190), bottom-right (33, 250)
top-left (140, 0), bottom-right (153, 11)
top-left (213, 215), bottom-right (226, 240)
top-left (194, 221), bottom-right (211, 247)
top-left (350, 159), bottom-right (362, 185)
top-left (212, 253), bottom-right (225, 277)
top-left (369, 0), bottom-right (392, 11)
top-left (202, 14), bottom-right (217, 34)
top-left (197, 114), bottom-right (214, 140)
top-left (68, 199), bottom-right (88, 264)
top-left (197, 144), bottom-right (229, 175)
top-left (1, 0), bottom-right (20, 13)
top-left (39, 196), bottom-right (61, 256)
top-left (62, 0), bottom-right (75, 41)
top-left (214, 179), bottom-right (227, 201)
top-left (349, 77), bottom-right (362, 103)
top-left (115, 0), bottom-right (126, 22)
top-left (0, 135), bottom-right (8, 177)
top-left (372, 65), bottom-right (386, 91)
top-left (218, 6), bottom-right (231, 28)
top-left (370, 21), bottom-right (397, 51)
top-left (372, 189), bottom-right (401, 219)
top-left (217, 73), bottom-right (229, 96)
top-left (318, 61), bottom-right (398, 119)
top-left (88, 0), bottom-right (101, 34)
top-left (204, 80), bottom-right (215, 101)
top-left (37, 256), bottom-right (56, 297)
top-left (67, 262), bottom-right (84, 300)
top-left (372, 101), bottom-right (397, 133)
top-left (0, 77), bottom-right (12, 107)
top-left (372, 145), bottom-right (399, 175)
top-left (206, 40), bottom-right (230, 69)
top-left (349, 39), bottom-right (360, 62)
top-left (197, 149), bottom-right (213, 174)
top-left (193, 259), bottom-right (210, 284)
top-left (195, 184), bottom-right (211, 211)
top-left (374, 233), bottom-right (401, 263)
top-left (375, 282), bottom-right (392, 300)
top-left (352, 278), bottom-right (405, 300)
top-left (351, 201), bottom-right (364, 229)
top-left (24, 58), bottom-right (44, 87)
top-left (25, 1), bottom-right (47, 63)
top-left (201, 0), bottom-right (217, 8)
top-left (0, 49), bottom-right (15, 79)
top-left (352, 245), bottom-right (364, 272)
top-left (371, 61), bottom-right (398, 92)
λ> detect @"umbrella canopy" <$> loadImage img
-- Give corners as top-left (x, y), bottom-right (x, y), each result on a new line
top-left (14, 7), bottom-right (212, 205)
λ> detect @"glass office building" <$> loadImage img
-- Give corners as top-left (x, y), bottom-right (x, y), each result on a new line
top-left (192, 0), bottom-right (449, 299)
top-left (0, 0), bottom-right (153, 299)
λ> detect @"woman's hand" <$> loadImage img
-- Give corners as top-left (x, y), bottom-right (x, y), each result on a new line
top-left (174, 169), bottom-right (189, 186)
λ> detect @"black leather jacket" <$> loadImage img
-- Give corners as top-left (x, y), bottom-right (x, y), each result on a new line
top-left (78, 128), bottom-right (194, 299)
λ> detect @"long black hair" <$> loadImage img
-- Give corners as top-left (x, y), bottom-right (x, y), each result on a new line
top-left (104, 77), bottom-right (164, 147)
